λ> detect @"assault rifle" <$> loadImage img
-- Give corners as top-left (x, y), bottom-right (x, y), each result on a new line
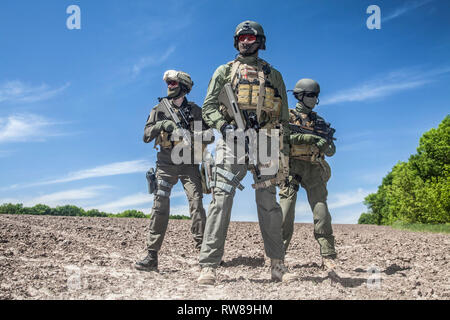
top-left (158, 97), bottom-right (192, 144)
top-left (289, 118), bottom-right (336, 144)
top-left (218, 83), bottom-right (261, 179)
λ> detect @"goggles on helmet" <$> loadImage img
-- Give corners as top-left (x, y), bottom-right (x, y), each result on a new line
top-left (166, 80), bottom-right (179, 87)
top-left (304, 92), bottom-right (318, 98)
top-left (238, 34), bottom-right (257, 42)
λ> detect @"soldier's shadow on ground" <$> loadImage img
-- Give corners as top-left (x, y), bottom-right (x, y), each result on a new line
top-left (221, 256), bottom-right (265, 268)
top-left (300, 271), bottom-right (368, 288)
top-left (291, 262), bottom-right (322, 269)
top-left (221, 271), bottom-right (369, 286)
top-left (354, 263), bottom-right (411, 276)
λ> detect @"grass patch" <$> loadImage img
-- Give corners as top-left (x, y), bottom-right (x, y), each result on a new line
top-left (391, 221), bottom-right (450, 234)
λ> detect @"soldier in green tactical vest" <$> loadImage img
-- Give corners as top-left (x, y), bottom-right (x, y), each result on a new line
top-left (135, 70), bottom-right (213, 272)
top-left (279, 78), bottom-right (338, 270)
top-left (197, 21), bottom-right (298, 285)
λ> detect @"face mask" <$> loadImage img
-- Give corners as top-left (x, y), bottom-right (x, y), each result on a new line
top-left (302, 96), bottom-right (318, 109)
top-left (167, 86), bottom-right (182, 99)
top-left (238, 41), bottom-right (260, 56)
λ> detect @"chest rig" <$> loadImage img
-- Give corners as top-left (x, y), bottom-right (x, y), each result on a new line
top-left (289, 109), bottom-right (323, 161)
top-left (220, 60), bottom-right (282, 130)
top-left (154, 101), bottom-right (194, 150)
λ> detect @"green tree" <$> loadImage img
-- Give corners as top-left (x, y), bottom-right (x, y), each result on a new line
top-left (116, 210), bottom-right (147, 218)
top-left (358, 212), bottom-right (378, 224)
top-left (0, 203), bottom-right (23, 215)
top-left (170, 214), bottom-right (191, 220)
top-left (84, 209), bottom-right (108, 217)
top-left (409, 115), bottom-right (450, 181)
top-left (30, 204), bottom-right (52, 215)
top-left (53, 205), bottom-right (85, 216)
top-left (359, 115), bottom-right (450, 225)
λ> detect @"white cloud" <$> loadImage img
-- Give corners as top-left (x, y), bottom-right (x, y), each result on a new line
top-left (321, 66), bottom-right (450, 105)
top-left (131, 46), bottom-right (176, 77)
top-left (91, 191), bottom-right (185, 213)
top-left (38, 160), bottom-right (152, 187)
top-left (384, 0), bottom-right (435, 22)
top-left (26, 186), bottom-right (111, 207)
top-left (0, 81), bottom-right (69, 104)
top-left (0, 114), bottom-right (61, 143)
top-left (328, 188), bottom-right (373, 210)
top-left (0, 185), bottom-right (111, 208)
top-left (2, 160), bottom-right (154, 191)
top-left (321, 80), bottom-right (428, 105)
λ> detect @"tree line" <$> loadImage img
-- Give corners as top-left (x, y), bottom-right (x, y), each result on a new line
top-left (359, 115), bottom-right (449, 225)
top-left (0, 203), bottom-right (190, 220)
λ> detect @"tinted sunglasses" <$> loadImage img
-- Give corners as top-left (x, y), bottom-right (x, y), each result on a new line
top-left (238, 34), bottom-right (257, 42)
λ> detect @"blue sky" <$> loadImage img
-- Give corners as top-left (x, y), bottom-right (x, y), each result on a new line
top-left (0, 0), bottom-right (449, 223)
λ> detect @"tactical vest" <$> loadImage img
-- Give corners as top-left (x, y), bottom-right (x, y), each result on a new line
top-left (289, 110), bottom-right (323, 162)
top-left (154, 101), bottom-right (207, 159)
top-left (154, 101), bottom-right (191, 150)
top-left (220, 60), bottom-right (282, 130)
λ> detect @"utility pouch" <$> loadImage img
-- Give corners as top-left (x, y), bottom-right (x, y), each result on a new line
top-left (156, 131), bottom-right (172, 149)
top-left (263, 85), bottom-right (275, 109)
top-left (237, 80), bottom-right (251, 105)
top-left (250, 81), bottom-right (260, 106)
top-left (146, 168), bottom-right (157, 194)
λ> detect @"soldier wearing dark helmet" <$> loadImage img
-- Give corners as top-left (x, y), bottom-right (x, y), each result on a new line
top-left (279, 78), bottom-right (337, 270)
top-left (198, 20), bottom-right (297, 285)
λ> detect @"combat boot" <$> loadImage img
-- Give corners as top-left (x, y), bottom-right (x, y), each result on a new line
top-left (197, 267), bottom-right (216, 286)
top-left (321, 256), bottom-right (337, 271)
top-left (270, 259), bottom-right (298, 282)
top-left (135, 250), bottom-right (158, 271)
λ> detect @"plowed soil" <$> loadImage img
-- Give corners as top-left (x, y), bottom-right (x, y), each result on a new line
top-left (0, 214), bottom-right (448, 300)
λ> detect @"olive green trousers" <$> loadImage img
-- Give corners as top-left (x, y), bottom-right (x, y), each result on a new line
top-left (147, 164), bottom-right (206, 251)
top-left (279, 159), bottom-right (336, 258)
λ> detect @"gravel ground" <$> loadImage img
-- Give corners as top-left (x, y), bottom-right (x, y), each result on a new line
top-left (0, 214), bottom-right (448, 300)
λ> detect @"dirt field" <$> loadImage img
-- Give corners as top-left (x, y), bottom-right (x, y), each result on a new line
top-left (0, 214), bottom-right (448, 300)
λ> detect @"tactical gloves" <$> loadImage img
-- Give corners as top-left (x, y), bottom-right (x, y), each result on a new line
top-left (290, 133), bottom-right (321, 145)
top-left (161, 120), bottom-right (176, 133)
top-left (315, 137), bottom-right (328, 152)
top-left (290, 133), bottom-right (330, 152)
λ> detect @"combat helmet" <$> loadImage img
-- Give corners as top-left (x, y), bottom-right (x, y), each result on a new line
top-left (234, 20), bottom-right (266, 50)
top-left (163, 70), bottom-right (194, 94)
top-left (293, 79), bottom-right (320, 96)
